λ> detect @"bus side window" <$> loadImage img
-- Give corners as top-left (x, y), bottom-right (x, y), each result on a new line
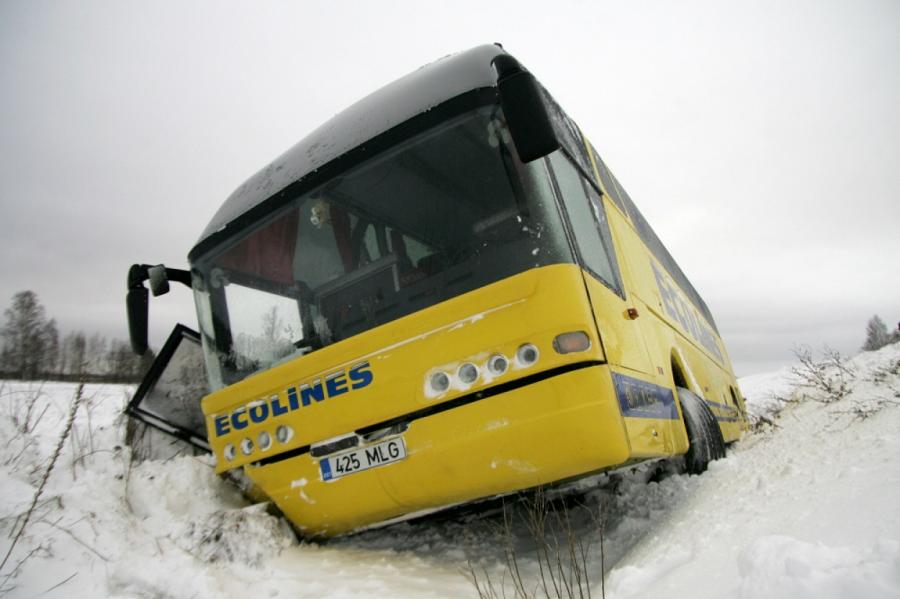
top-left (548, 152), bottom-right (622, 294)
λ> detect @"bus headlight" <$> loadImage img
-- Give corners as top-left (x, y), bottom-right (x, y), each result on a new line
top-left (223, 443), bottom-right (236, 461)
top-left (516, 343), bottom-right (539, 367)
top-left (429, 371), bottom-right (451, 394)
top-left (240, 438), bottom-right (254, 456)
top-left (276, 425), bottom-right (293, 444)
top-left (487, 353), bottom-right (509, 376)
top-left (457, 363), bottom-right (479, 385)
top-left (258, 430), bottom-right (272, 451)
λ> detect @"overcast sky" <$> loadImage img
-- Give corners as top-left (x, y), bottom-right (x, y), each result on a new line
top-left (1, 0), bottom-right (898, 376)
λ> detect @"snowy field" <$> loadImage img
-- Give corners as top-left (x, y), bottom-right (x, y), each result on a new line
top-left (1, 343), bottom-right (899, 598)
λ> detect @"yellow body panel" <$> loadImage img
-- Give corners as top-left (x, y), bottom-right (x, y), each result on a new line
top-left (200, 198), bottom-right (747, 534)
top-left (594, 172), bottom-right (747, 444)
top-left (203, 264), bottom-right (605, 473)
top-left (248, 365), bottom-right (629, 536)
top-left (151, 53), bottom-right (750, 540)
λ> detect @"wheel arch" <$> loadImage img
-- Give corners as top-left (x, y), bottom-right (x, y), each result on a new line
top-left (670, 346), bottom-right (700, 396)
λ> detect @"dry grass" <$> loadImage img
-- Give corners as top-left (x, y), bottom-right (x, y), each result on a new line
top-left (465, 488), bottom-right (607, 599)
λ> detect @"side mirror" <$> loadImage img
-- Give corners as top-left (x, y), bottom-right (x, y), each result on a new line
top-left (148, 264), bottom-right (170, 296)
top-left (492, 55), bottom-right (560, 162)
top-left (127, 265), bottom-right (149, 355)
top-left (126, 263), bottom-right (194, 356)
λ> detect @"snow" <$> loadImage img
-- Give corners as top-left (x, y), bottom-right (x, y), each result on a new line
top-left (735, 366), bottom-right (797, 422)
top-left (604, 343), bottom-right (900, 598)
top-left (1, 343), bottom-right (899, 598)
top-left (735, 536), bottom-right (900, 599)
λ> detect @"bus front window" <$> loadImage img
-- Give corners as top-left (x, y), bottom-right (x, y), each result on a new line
top-left (192, 106), bottom-right (574, 387)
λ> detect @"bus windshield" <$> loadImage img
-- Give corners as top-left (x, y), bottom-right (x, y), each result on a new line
top-left (191, 105), bottom-right (574, 387)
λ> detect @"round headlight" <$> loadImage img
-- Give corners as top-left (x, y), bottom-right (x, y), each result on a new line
top-left (276, 425), bottom-right (293, 444)
top-left (516, 343), bottom-right (539, 367)
top-left (223, 444), bottom-right (236, 461)
top-left (240, 438), bottom-right (254, 456)
top-left (487, 353), bottom-right (509, 376)
top-left (457, 363), bottom-right (479, 385)
top-left (429, 371), bottom-right (451, 394)
top-left (258, 431), bottom-right (272, 451)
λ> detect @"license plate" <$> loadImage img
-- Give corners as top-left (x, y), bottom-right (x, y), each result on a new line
top-left (320, 437), bottom-right (407, 481)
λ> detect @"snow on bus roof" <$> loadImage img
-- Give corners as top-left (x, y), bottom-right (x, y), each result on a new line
top-left (192, 44), bottom-right (506, 256)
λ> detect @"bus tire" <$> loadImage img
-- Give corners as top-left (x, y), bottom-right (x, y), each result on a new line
top-left (677, 387), bottom-right (726, 475)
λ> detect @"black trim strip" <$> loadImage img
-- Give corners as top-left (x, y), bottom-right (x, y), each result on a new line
top-left (253, 360), bottom-right (604, 468)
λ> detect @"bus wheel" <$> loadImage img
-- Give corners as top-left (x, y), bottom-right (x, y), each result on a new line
top-left (677, 387), bottom-right (726, 475)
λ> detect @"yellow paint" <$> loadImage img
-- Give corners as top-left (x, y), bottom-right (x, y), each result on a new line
top-left (246, 364), bottom-right (629, 536)
top-left (197, 141), bottom-right (748, 535)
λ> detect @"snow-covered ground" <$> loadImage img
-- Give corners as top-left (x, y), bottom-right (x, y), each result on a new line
top-left (1, 343), bottom-right (899, 598)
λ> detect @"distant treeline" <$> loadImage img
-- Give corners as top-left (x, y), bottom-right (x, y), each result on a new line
top-left (0, 290), bottom-right (155, 382)
top-left (0, 371), bottom-right (148, 384)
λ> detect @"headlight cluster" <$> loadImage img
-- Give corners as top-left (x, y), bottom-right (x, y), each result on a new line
top-left (223, 424), bottom-right (294, 462)
top-left (424, 332), bottom-right (590, 397)
top-left (426, 342), bottom-right (542, 396)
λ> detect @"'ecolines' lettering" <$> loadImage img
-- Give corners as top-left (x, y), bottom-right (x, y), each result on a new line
top-left (213, 361), bottom-right (374, 438)
top-left (651, 262), bottom-right (724, 362)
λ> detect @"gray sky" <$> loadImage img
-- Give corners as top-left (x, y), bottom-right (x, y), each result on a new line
top-left (1, 0), bottom-right (898, 376)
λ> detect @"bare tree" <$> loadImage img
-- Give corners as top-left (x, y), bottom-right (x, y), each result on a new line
top-left (262, 306), bottom-right (283, 342)
top-left (106, 339), bottom-right (154, 380)
top-left (106, 340), bottom-right (133, 379)
top-left (60, 331), bottom-right (87, 376)
top-left (0, 291), bottom-right (58, 379)
top-left (85, 333), bottom-right (108, 374)
top-left (42, 319), bottom-right (60, 375)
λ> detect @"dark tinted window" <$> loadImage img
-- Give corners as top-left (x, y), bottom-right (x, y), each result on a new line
top-left (549, 152), bottom-right (621, 294)
top-left (540, 88), bottom-right (598, 189)
top-left (587, 142), bottom-right (626, 215)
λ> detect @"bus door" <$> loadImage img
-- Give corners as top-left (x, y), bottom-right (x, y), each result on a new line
top-left (547, 152), bottom-right (652, 376)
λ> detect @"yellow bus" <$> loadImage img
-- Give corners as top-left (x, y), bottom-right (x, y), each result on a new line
top-left (126, 44), bottom-right (747, 537)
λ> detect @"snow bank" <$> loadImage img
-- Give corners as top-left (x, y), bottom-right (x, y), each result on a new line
top-left (736, 536), bottom-right (900, 599)
top-left (736, 365), bottom-right (797, 423)
top-left (0, 382), bottom-right (471, 597)
top-left (605, 342), bottom-right (900, 599)
top-left (1, 343), bottom-right (899, 598)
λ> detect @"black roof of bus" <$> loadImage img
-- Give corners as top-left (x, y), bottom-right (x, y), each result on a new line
top-left (189, 44), bottom-right (507, 260)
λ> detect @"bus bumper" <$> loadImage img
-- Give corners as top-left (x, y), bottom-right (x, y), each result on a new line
top-left (244, 363), bottom-right (630, 536)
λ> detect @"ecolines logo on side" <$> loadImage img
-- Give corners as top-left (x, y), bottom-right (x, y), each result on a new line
top-left (213, 361), bottom-right (374, 438)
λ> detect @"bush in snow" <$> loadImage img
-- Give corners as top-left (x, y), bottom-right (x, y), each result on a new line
top-left (772, 343), bottom-right (900, 422)
top-left (847, 355), bottom-right (900, 420)
top-left (788, 345), bottom-right (855, 404)
top-left (862, 314), bottom-right (893, 352)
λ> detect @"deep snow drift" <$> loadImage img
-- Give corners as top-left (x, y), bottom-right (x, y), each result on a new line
top-left (1, 343), bottom-right (899, 598)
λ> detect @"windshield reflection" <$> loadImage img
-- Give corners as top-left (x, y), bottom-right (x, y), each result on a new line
top-left (193, 106), bottom-right (573, 387)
